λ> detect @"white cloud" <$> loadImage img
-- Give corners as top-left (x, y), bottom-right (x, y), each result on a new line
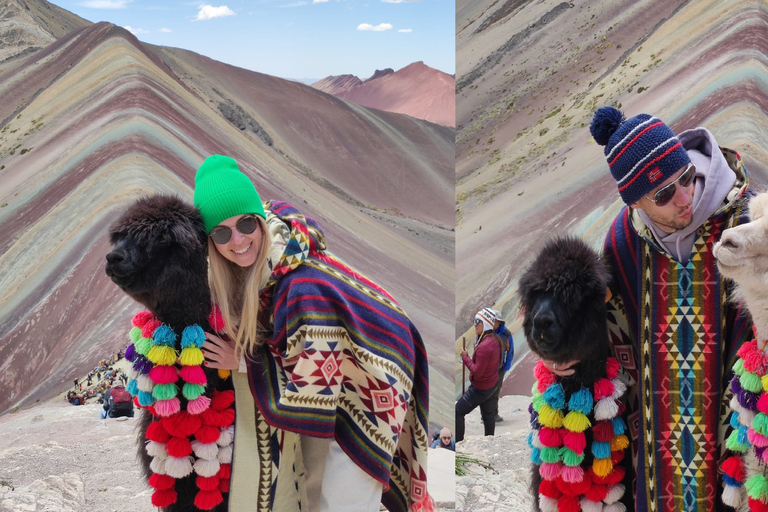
top-left (398, 28), bottom-right (412, 33)
top-left (79, 0), bottom-right (131, 8)
top-left (195, 4), bottom-right (236, 20)
top-left (313, 0), bottom-right (330, 3)
top-left (160, 27), bottom-right (172, 33)
top-left (123, 25), bottom-right (149, 34)
top-left (357, 23), bottom-right (393, 31)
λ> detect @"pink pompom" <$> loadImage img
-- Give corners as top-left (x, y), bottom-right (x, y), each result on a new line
top-left (539, 427), bottom-right (563, 448)
top-left (605, 358), bottom-right (620, 379)
top-left (133, 311), bottom-right (155, 328)
top-left (560, 465), bottom-right (584, 483)
top-left (758, 394), bottom-right (768, 415)
top-left (188, 395), bottom-right (212, 415)
top-left (761, 447), bottom-right (768, 466)
top-left (142, 319), bottom-right (163, 339)
top-left (539, 462), bottom-right (562, 481)
top-left (593, 378), bottom-right (615, 400)
top-left (180, 365), bottom-right (208, 385)
top-left (743, 349), bottom-right (768, 375)
top-left (150, 365), bottom-right (179, 385)
top-left (737, 339), bottom-right (759, 360)
top-left (154, 397), bottom-right (181, 417)
top-left (750, 429), bottom-right (768, 448)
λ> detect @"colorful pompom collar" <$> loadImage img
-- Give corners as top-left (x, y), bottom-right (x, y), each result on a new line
top-left (722, 329), bottom-right (768, 511)
top-left (528, 358), bottom-right (629, 512)
top-left (124, 308), bottom-right (235, 511)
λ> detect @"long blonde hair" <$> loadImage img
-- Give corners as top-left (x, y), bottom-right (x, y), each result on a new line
top-left (208, 215), bottom-right (271, 359)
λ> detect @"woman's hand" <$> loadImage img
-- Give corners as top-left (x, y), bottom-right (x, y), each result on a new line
top-left (541, 359), bottom-right (579, 377)
top-left (201, 333), bottom-right (239, 370)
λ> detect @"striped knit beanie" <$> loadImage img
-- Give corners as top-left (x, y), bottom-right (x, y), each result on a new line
top-left (475, 308), bottom-right (496, 333)
top-left (590, 106), bottom-right (691, 205)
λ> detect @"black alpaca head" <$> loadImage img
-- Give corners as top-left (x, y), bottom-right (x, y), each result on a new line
top-left (518, 236), bottom-right (610, 365)
top-left (105, 194), bottom-right (209, 322)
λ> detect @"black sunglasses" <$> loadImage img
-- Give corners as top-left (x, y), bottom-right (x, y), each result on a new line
top-left (210, 215), bottom-right (259, 245)
top-left (645, 163), bottom-right (695, 207)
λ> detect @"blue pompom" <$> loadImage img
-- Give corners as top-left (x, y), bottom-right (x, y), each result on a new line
top-left (730, 411), bottom-right (741, 429)
top-left (127, 379), bottom-right (139, 396)
top-left (612, 416), bottom-right (626, 435)
top-left (152, 325), bottom-right (177, 347)
top-left (181, 324), bottom-right (206, 349)
top-left (723, 474), bottom-right (742, 487)
top-left (530, 446), bottom-right (542, 465)
top-left (138, 390), bottom-right (155, 407)
top-left (527, 431), bottom-right (534, 448)
top-left (590, 106), bottom-right (625, 146)
top-left (543, 383), bottom-right (565, 410)
top-left (738, 425), bottom-right (750, 445)
top-left (567, 387), bottom-right (594, 415)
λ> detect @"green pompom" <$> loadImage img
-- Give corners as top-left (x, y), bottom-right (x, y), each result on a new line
top-left (540, 446), bottom-right (561, 464)
top-left (746, 474), bottom-right (768, 499)
top-left (135, 336), bottom-right (152, 356)
top-left (733, 359), bottom-right (745, 375)
top-left (725, 429), bottom-right (749, 453)
top-left (754, 413), bottom-right (768, 437)
top-left (560, 446), bottom-right (585, 467)
top-left (532, 393), bottom-right (545, 412)
top-left (182, 383), bottom-right (206, 400)
top-left (151, 383), bottom-right (178, 401)
top-left (129, 326), bottom-right (142, 343)
top-left (741, 371), bottom-right (763, 394)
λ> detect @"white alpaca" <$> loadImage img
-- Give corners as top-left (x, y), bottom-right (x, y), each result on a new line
top-left (714, 192), bottom-right (768, 511)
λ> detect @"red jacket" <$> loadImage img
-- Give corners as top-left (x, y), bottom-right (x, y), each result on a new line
top-left (462, 332), bottom-right (502, 390)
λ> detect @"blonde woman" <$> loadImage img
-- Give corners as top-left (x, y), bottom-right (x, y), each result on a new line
top-left (195, 155), bottom-right (433, 512)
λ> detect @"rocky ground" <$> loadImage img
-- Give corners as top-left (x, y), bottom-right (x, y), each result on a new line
top-left (455, 394), bottom-right (533, 512)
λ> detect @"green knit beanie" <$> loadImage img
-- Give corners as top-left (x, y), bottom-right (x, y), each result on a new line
top-left (193, 155), bottom-right (266, 234)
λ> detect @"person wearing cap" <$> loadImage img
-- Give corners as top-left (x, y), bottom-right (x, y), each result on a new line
top-left (429, 427), bottom-right (455, 451)
top-left (193, 155), bottom-right (432, 512)
top-left (579, 107), bottom-right (754, 512)
top-left (488, 308), bottom-right (513, 423)
top-left (455, 307), bottom-right (503, 442)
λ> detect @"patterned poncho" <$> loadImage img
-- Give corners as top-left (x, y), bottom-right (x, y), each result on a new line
top-left (603, 148), bottom-right (753, 512)
top-left (245, 201), bottom-right (432, 512)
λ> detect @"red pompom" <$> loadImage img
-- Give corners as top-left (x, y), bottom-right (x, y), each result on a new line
top-left (591, 421), bottom-right (614, 442)
top-left (163, 411), bottom-right (203, 438)
top-left (556, 471), bottom-right (592, 497)
top-left (538, 478), bottom-right (561, 499)
top-left (151, 489), bottom-right (177, 507)
top-left (584, 483), bottom-right (609, 502)
top-left (196, 475), bottom-right (221, 491)
top-left (150, 365), bottom-right (179, 385)
top-left (539, 427), bottom-right (562, 448)
top-left (166, 436), bottom-right (193, 458)
top-left (211, 390), bottom-right (236, 411)
top-left (133, 311), bottom-right (155, 328)
top-left (202, 407), bottom-right (235, 428)
top-left (556, 494), bottom-right (580, 512)
top-left (148, 473), bottom-right (176, 491)
top-left (593, 378), bottom-right (615, 400)
top-left (180, 365), bottom-right (207, 385)
top-left (195, 425), bottom-right (221, 444)
top-left (219, 478), bottom-right (230, 493)
top-left (611, 449), bottom-right (626, 465)
top-left (605, 358), bottom-right (620, 379)
top-left (219, 463), bottom-right (232, 479)
top-left (142, 319), bottom-right (162, 339)
top-left (616, 401), bottom-right (626, 416)
top-left (209, 307), bottom-right (225, 332)
top-left (133, 396), bottom-right (142, 408)
top-left (146, 404), bottom-right (158, 416)
top-left (146, 421), bottom-right (172, 443)
top-left (722, 455), bottom-right (746, 481)
top-left (561, 430), bottom-right (586, 455)
top-left (194, 489), bottom-right (224, 510)
top-left (591, 466), bottom-right (625, 486)
top-left (749, 497), bottom-right (768, 512)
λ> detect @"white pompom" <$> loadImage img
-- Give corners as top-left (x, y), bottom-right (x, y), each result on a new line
top-left (538, 495), bottom-right (558, 512)
top-left (603, 483), bottom-right (625, 504)
top-left (218, 445), bottom-right (233, 464)
top-left (150, 456), bottom-right (167, 475)
top-left (128, 368), bottom-right (139, 380)
top-left (137, 374), bottom-right (155, 393)
top-left (531, 432), bottom-right (544, 449)
top-left (722, 484), bottom-right (744, 508)
top-left (579, 497), bottom-right (603, 512)
top-left (610, 378), bottom-right (627, 399)
top-left (602, 503), bottom-right (626, 512)
top-left (217, 425), bottom-right (235, 447)
top-left (191, 440), bottom-right (220, 460)
top-left (193, 458), bottom-right (221, 478)
top-left (145, 441), bottom-right (167, 458)
top-left (164, 456), bottom-right (194, 478)
top-left (594, 397), bottom-right (619, 421)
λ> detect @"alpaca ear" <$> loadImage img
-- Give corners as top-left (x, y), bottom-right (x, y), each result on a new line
top-left (171, 222), bottom-right (204, 252)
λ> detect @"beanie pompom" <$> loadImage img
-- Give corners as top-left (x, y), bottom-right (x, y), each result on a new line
top-left (590, 107), bottom-right (625, 146)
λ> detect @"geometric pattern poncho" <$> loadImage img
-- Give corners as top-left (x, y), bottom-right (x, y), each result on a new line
top-left (603, 148), bottom-right (753, 512)
top-left (245, 201), bottom-right (432, 512)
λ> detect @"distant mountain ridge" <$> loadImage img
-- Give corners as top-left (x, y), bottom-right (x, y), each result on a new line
top-left (312, 62), bottom-right (455, 127)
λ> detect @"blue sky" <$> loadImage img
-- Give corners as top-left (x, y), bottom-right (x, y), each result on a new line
top-left (55, 0), bottom-right (455, 80)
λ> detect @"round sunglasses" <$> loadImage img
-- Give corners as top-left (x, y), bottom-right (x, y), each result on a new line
top-left (210, 215), bottom-right (259, 244)
top-left (645, 163), bottom-right (696, 207)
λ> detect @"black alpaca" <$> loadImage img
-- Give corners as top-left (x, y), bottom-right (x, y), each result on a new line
top-left (518, 236), bottom-right (629, 511)
top-left (105, 194), bottom-right (232, 512)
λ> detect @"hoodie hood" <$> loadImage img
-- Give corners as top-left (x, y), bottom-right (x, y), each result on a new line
top-left (634, 127), bottom-right (743, 262)
top-left (261, 200), bottom-right (327, 290)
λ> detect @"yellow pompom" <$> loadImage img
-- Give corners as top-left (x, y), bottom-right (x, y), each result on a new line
top-left (218, 369), bottom-right (231, 380)
top-left (538, 404), bottom-right (564, 428)
top-left (147, 345), bottom-right (178, 366)
top-left (593, 457), bottom-right (613, 477)
top-left (761, 374), bottom-right (768, 393)
top-left (562, 411), bottom-right (591, 433)
top-left (179, 347), bottom-right (205, 367)
top-left (611, 434), bottom-right (629, 451)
